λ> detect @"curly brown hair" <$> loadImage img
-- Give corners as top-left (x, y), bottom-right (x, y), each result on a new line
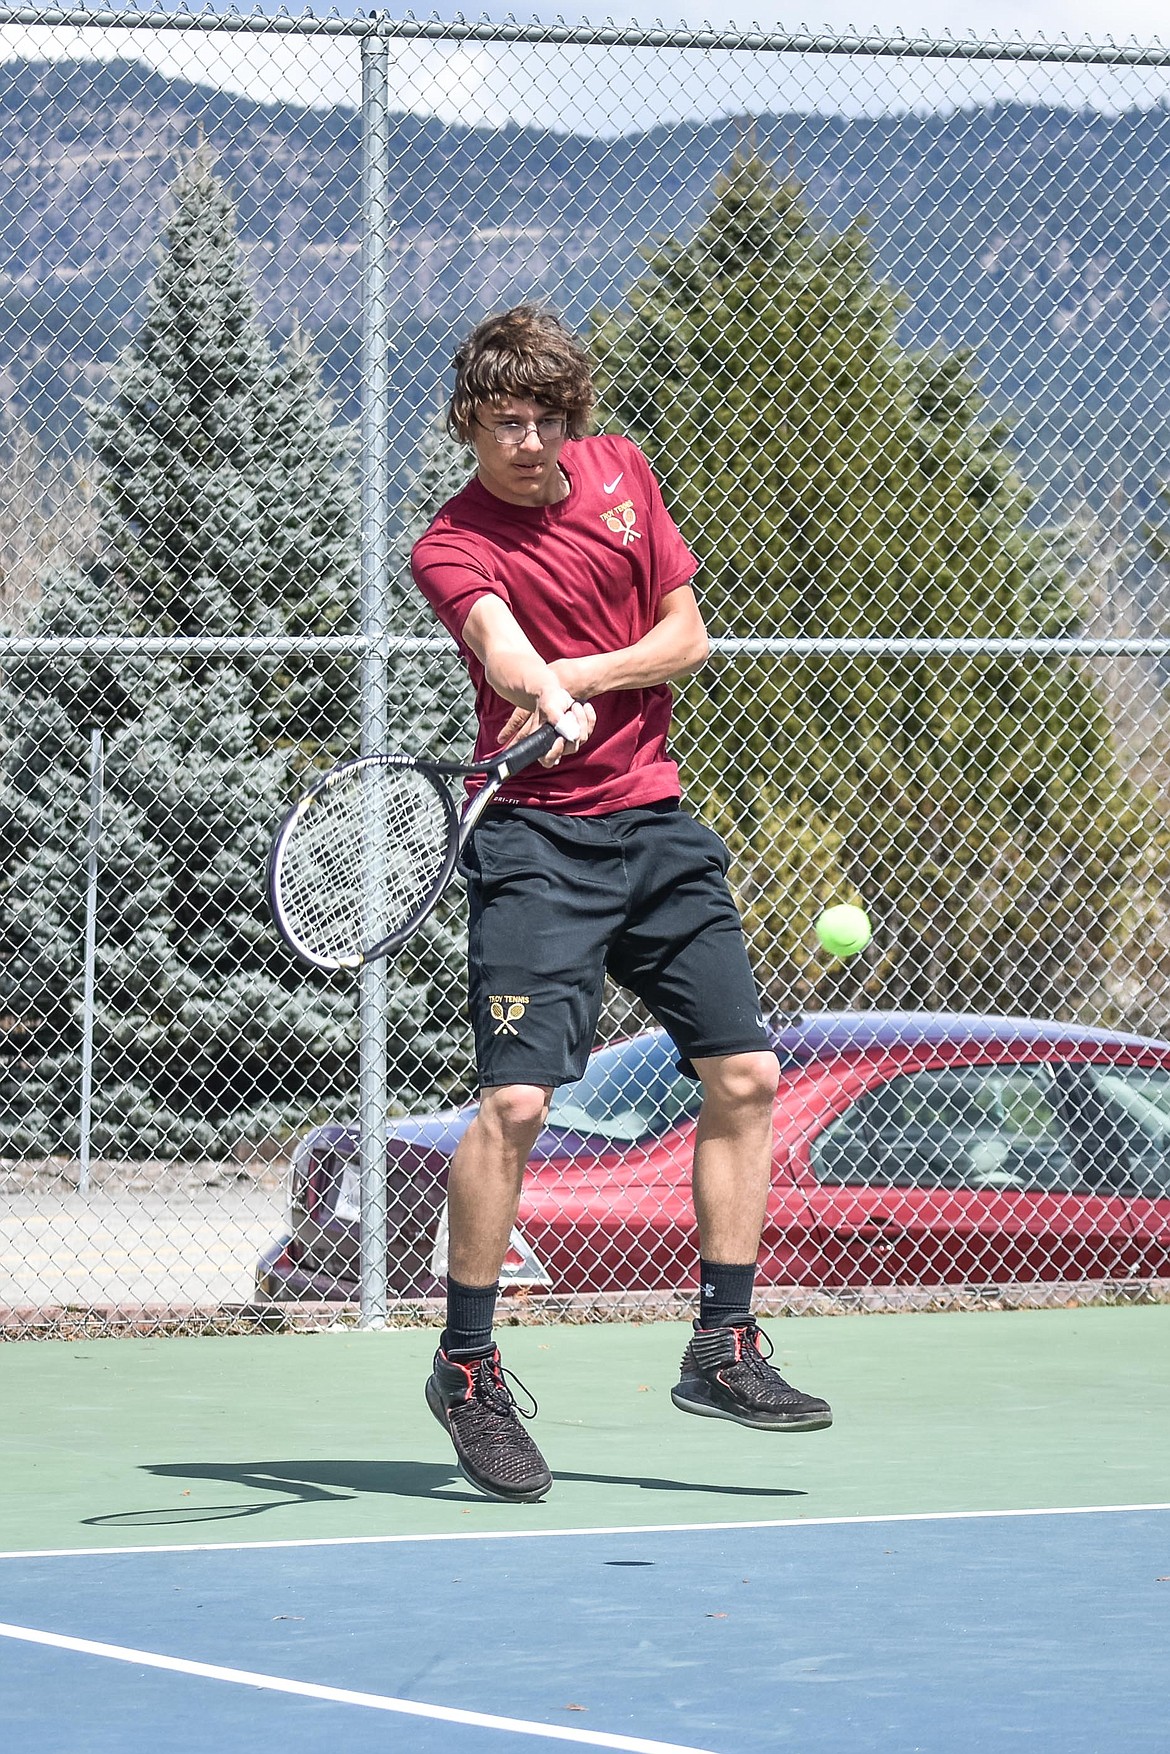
top-left (447, 305), bottom-right (596, 443)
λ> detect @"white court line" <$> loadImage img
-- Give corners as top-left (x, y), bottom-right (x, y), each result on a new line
top-left (0, 1620), bottom-right (720, 1754)
top-left (1, 1500), bottom-right (1168, 1562)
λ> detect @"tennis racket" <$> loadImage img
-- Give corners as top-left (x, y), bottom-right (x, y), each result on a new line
top-left (266, 720), bottom-right (569, 972)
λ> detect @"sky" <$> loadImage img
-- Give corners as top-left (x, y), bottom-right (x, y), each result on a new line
top-left (348, 2), bottom-right (1167, 39)
top-left (1, 2), bottom-right (1168, 130)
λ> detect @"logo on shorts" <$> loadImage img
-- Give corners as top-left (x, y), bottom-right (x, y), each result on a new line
top-left (490, 994), bottom-right (530, 1035)
top-left (600, 498), bottom-right (641, 545)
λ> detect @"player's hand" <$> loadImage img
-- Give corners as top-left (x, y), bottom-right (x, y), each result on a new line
top-left (500, 691), bottom-right (595, 766)
top-left (538, 685), bottom-right (595, 765)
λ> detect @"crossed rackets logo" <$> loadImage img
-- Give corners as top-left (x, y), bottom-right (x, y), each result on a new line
top-left (600, 498), bottom-right (641, 545)
top-left (490, 994), bottom-right (530, 1035)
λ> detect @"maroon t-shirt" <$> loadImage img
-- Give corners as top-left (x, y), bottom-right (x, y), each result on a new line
top-left (410, 434), bottom-right (698, 815)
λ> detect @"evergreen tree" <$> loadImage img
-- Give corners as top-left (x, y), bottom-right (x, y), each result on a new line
top-left (0, 157), bottom-right (471, 1158)
top-left (371, 412), bottom-right (478, 1100)
top-left (89, 154), bottom-right (361, 747)
top-left (592, 152), bottom-right (1146, 1019)
top-left (0, 560), bottom-right (189, 1155)
top-left (386, 411), bottom-right (475, 753)
top-left (252, 336), bottom-right (361, 754)
top-left (89, 149), bottom-right (269, 637)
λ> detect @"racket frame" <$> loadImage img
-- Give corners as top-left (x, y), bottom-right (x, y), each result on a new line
top-left (267, 722), bottom-right (561, 972)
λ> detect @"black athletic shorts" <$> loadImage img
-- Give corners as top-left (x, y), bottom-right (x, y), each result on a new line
top-left (458, 799), bottom-right (770, 1090)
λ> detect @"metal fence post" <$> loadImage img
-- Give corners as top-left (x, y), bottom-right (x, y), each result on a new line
top-left (77, 726), bottom-right (103, 1197)
top-left (357, 25), bottom-right (392, 1329)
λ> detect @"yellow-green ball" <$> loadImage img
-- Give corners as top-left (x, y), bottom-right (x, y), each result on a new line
top-left (815, 904), bottom-right (872, 959)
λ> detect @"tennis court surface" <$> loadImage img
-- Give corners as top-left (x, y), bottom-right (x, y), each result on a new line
top-left (3, 1305), bottom-right (1167, 1752)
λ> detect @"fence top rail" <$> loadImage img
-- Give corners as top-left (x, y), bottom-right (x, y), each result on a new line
top-left (0, 5), bottom-right (1165, 65)
top-left (0, 635), bottom-right (378, 656)
top-left (6, 634), bottom-right (1170, 658)
top-left (711, 637), bottom-right (1170, 657)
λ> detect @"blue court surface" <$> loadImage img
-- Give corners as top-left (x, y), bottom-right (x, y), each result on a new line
top-left (2, 1505), bottom-right (1168, 1753)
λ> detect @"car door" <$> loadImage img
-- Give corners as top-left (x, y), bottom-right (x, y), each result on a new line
top-left (1076, 1062), bottom-right (1170, 1276)
top-left (797, 1062), bottom-right (1140, 1287)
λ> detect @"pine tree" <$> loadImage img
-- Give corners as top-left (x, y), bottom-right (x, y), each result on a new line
top-left (0, 157), bottom-right (472, 1158)
top-left (386, 410), bottom-right (475, 753)
top-left (592, 152), bottom-right (1146, 1020)
top-left (89, 149), bottom-right (270, 637)
top-left (0, 561), bottom-right (170, 1154)
top-left (372, 412), bottom-right (479, 1100)
top-left (89, 155), bottom-right (361, 747)
top-left (251, 333), bottom-right (362, 754)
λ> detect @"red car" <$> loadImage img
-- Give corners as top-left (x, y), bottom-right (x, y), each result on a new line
top-left (256, 1011), bottom-right (1170, 1302)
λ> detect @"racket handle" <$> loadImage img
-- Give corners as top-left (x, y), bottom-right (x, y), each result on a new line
top-left (494, 720), bottom-right (564, 776)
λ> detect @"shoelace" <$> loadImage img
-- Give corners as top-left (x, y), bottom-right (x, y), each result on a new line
top-left (735, 1320), bottom-right (776, 1372)
top-left (471, 1354), bottom-right (539, 1421)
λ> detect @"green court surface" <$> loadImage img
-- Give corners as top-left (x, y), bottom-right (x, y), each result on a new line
top-left (2, 1305), bottom-right (1167, 1553)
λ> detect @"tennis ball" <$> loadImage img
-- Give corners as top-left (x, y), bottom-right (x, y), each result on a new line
top-left (815, 904), bottom-right (872, 959)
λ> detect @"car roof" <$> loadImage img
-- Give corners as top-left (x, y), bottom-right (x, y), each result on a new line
top-left (766, 1009), bottom-right (1170, 1064)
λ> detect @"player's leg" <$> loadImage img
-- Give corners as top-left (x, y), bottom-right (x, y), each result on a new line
top-left (688, 1047), bottom-right (778, 1268)
top-left (677, 1048), bottom-right (831, 1430)
top-left (608, 805), bottom-right (832, 1432)
top-left (445, 1082), bottom-right (552, 1292)
top-left (425, 1082), bottom-right (554, 1501)
top-left (426, 808), bottom-right (619, 1502)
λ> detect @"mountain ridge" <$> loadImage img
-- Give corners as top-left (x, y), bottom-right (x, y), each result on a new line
top-left (2, 56), bottom-right (1169, 513)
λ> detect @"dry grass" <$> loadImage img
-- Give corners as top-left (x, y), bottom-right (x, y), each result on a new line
top-left (0, 419), bottom-right (95, 630)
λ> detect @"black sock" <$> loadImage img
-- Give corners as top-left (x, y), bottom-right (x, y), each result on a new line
top-left (698, 1259), bottom-right (756, 1330)
top-left (442, 1276), bottom-right (500, 1358)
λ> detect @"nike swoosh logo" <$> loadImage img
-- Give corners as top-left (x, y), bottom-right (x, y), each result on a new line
top-left (603, 472), bottom-right (624, 494)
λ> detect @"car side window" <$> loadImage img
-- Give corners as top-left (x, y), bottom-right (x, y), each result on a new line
top-left (810, 1066), bottom-right (1093, 1192)
top-left (1076, 1067), bottom-right (1170, 1196)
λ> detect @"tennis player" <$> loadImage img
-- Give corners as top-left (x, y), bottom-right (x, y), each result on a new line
top-left (411, 305), bottom-right (831, 1502)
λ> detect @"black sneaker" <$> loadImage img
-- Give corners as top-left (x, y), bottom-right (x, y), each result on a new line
top-left (425, 1345), bottom-right (552, 1503)
top-left (671, 1319), bottom-right (833, 1432)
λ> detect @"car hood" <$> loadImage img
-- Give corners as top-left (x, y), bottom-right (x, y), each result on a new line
top-left (310, 1110), bottom-right (606, 1163)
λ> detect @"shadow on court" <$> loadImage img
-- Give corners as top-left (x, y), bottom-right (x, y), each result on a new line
top-left (80, 1457), bottom-right (806, 1527)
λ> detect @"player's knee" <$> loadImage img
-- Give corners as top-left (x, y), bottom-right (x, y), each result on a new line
top-left (699, 1051), bottom-right (779, 1113)
top-left (478, 1082), bottom-right (551, 1145)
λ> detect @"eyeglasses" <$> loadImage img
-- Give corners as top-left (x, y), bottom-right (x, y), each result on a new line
top-left (475, 414), bottom-right (568, 447)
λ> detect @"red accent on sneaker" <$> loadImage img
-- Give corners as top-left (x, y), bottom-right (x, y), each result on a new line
top-left (440, 1351), bottom-right (478, 1398)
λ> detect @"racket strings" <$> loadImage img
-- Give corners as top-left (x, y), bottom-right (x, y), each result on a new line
top-left (277, 765), bottom-right (454, 964)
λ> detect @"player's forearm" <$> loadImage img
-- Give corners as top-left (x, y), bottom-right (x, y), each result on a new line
top-left (481, 639), bottom-right (558, 712)
top-left (590, 623), bottom-right (708, 692)
top-left (462, 599), bottom-right (560, 711)
top-left (557, 597), bottom-right (709, 699)
top-left (461, 595), bottom-right (594, 757)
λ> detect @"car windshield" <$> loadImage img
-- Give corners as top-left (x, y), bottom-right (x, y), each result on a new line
top-left (545, 1034), bottom-right (703, 1143)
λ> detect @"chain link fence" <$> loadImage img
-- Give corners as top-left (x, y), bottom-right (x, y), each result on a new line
top-left (3, 11), bottom-right (1170, 1334)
